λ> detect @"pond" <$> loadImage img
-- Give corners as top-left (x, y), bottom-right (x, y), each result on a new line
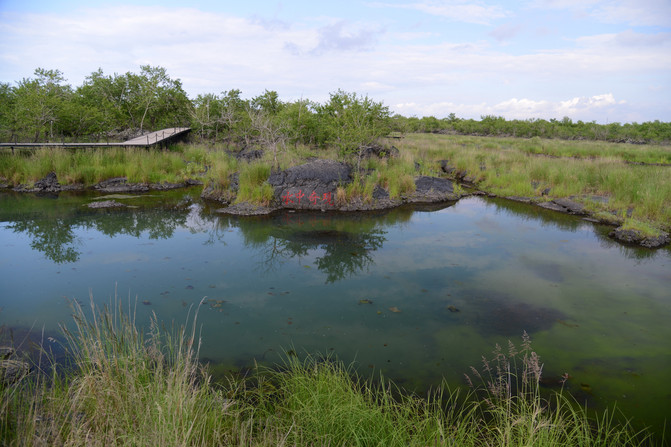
top-left (1, 188), bottom-right (670, 436)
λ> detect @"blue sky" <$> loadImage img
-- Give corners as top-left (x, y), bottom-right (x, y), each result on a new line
top-left (1, 0), bottom-right (669, 123)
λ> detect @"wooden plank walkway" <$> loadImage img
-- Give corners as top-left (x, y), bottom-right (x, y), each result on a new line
top-left (121, 127), bottom-right (191, 145)
top-left (0, 127), bottom-right (191, 149)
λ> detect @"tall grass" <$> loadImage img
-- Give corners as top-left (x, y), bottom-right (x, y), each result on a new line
top-left (248, 355), bottom-right (457, 446)
top-left (236, 161), bottom-right (274, 206)
top-left (1, 297), bottom-right (236, 446)
top-left (203, 150), bottom-right (238, 193)
top-left (1, 303), bottom-right (657, 446)
top-left (464, 332), bottom-right (652, 446)
top-left (0, 147), bottom-right (197, 185)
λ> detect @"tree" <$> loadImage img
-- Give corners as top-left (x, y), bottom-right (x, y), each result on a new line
top-left (13, 68), bottom-right (71, 141)
top-left (279, 98), bottom-right (319, 147)
top-left (317, 90), bottom-right (391, 167)
top-left (0, 82), bottom-right (16, 141)
top-left (127, 65), bottom-right (190, 132)
top-left (249, 109), bottom-right (287, 167)
top-left (251, 89), bottom-right (283, 115)
top-left (58, 95), bottom-right (105, 141)
top-left (79, 66), bottom-right (190, 136)
top-left (190, 93), bottom-right (219, 141)
top-left (217, 89), bottom-right (252, 147)
top-left (389, 114), bottom-right (410, 138)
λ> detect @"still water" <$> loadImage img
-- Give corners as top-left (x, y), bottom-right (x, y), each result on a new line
top-left (1, 189), bottom-right (670, 434)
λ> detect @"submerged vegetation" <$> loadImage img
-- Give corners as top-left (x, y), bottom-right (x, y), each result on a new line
top-left (0, 301), bottom-right (658, 446)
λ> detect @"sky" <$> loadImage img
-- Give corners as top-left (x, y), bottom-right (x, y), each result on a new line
top-left (0, 0), bottom-right (669, 123)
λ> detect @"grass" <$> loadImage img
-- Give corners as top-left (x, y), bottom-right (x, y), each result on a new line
top-left (3, 296), bottom-right (245, 446)
top-left (236, 161), bottom-right (274, 206)
top-left (462, 333), bottom-right (655, 446)
top-left (0, 146), bottom-right (193, 185)
top-left (202, 150), bottom-right (238, 201)
top-left (0, 301), bottom-right (658, 446)
top-left (391, 133), bottom-right (671, 234)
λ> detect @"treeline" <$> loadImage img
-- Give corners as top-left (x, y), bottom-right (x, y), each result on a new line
top-left (1, 66), bottom-right (670, 147)
top-left (0, 67), bottom-right (191, 142)
top-left (399, 114), bottom-right (671, 143)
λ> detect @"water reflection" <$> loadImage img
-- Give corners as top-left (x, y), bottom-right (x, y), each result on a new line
top-left (6, 217), bottom-right (81, 263)
top-left (487, 197), bottom-right (665, 260)
top-left (461, 290), bottom-right (566, 336)
top-left (208, 209), bottom-right (417, 283)
top-left (1, 190), bottom-right (421, 283)
top-left (1, 191), bottom-right (195, 263)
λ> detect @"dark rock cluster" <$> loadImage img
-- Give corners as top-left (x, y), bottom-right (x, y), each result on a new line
top-left (268, 159), bottom-right (352, 211)
top-left (0, 346), bottom-right (30, 385)
top-left (609, 228), bottom-right (670, 249)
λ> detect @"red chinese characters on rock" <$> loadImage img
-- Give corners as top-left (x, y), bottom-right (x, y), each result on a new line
top-left (322, 192), bottom-right (333, 206)
top-left (296, 189), bottom-right (305, 204)
top-left (282, 189), bottom-right (335, 208)
top-left (282, 191), bottom-right (295, 205)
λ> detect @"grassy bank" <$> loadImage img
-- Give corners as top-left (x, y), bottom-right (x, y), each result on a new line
top-left (392, 134), bottom-right (671, 237)
top-left (0, 146), bottom-right (203, 185)
top-left (1, 301), bottom-right (658, 446)
top-left (1, 134), bottom-right (670, 237)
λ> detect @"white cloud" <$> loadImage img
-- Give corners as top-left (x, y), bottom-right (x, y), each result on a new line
top-left (0, 4), bottom-right (668, 122)
top-left (530, 0), bottom-right (671, 26)
top-left (489, 23), bottom-right (522, 42)
top-left (394, 93), bottom-right (626, 121)
top-left (2, 8), bottom-right (667, 88)
top-left (598, 0), bottom-right (671, 27)
top-left (370, 1), bottom-right (510, 25)
top-left (300, 20), bottom-right (383, 55)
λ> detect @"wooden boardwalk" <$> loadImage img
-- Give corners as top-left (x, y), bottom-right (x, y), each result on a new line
top-left (0, 127), bottom-right (191, 149)
top-left (121, 127), bottom-right (191, 146)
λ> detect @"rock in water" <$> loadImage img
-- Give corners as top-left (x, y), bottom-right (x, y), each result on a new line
top-left (87, 200), bottom-right (126, 209)
top-left (0, 359), bottom-right (30, 385)
top-left (609, 228), bottom-right (670, 248)
top-left (268, 159), bottom-right (352, 210)
top-left (33, 171), bottom-right (61, 192)
top-left (406, 176), bottom-right (458, 203)
top-left (94, 177), bottom-right (149, 193)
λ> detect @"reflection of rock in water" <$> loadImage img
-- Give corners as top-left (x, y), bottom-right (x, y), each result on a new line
top-left (467, 292), bottom-right (566, 336)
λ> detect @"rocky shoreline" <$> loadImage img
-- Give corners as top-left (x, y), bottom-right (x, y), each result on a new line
top-left (6, 171), bottom-right (204, 194)
top-left (2, 158), bottom-right (668, 248)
